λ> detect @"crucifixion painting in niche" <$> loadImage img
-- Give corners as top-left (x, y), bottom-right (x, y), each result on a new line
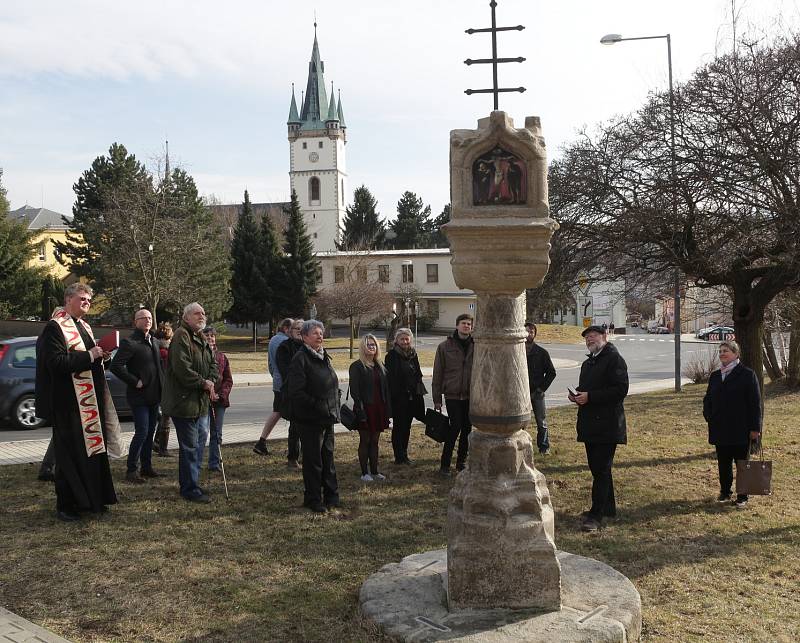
top-left (472, 147), bottom-right (527, 205)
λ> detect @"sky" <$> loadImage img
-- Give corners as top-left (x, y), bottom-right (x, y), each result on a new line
top-left (2, 0), bottom-right (799, 221)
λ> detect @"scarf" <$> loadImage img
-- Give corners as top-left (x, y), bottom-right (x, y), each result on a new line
top-left (52, 308), bottom-right (107, 457)
top-left (394, 344), bottom-right (417, 360)
top-left (721, 358), bottom-right (739, 380)
top-left (305, 344), bottom-right (325, 360)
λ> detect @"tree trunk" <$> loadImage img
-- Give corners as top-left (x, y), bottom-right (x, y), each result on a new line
top-left (762, 331), bottom-right (784, 382)
top-left (787, 316), bottom-right (800, 388)
top-left (349, 316), bottom-right (355, 359)
top-left (252, 320), bottom-right (257, 352)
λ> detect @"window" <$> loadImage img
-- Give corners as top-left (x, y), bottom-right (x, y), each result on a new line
top-left (315, 265), bottom-right (323, 284)
top-left (427, 300), bottom-right (440, 320)
top-left (302, 142), bottom-right (307, 149)
top-left (334, 266), bottom-right (344, 283)
top-left (378, 265), bottom-right (390, 283)
top-left (355, 266), bottom-right (368, 283)
top-left (402, 263), bottom-right (414, 283)
top-left (38, 241), bottom-right (46, 261)
top-left (11, 345), bottom-right (36, 368)
top-left (318, 141), bottom-right (323, 149)
top-left (426, 263), bottom-right (439, 283)
top-left (309, 177), bottom-right (320, 204)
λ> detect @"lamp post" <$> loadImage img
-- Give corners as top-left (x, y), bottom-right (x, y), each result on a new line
top-left (601, 32), bottom-right (682, 392)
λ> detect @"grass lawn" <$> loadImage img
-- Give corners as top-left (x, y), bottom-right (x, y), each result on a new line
top-left (223, 323), bottom-right (582, 374)
top-left (2, 383), bottom-right (796, 642)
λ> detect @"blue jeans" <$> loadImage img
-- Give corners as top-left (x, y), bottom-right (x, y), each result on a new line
top-left (207, 404), bottom-right (226, 469)
top-left (128, 404), bottom-right (160, 473)
top-left (531, 391), bottom-right (550, 452)
top-left (173, 414), bottom-right (210, 498)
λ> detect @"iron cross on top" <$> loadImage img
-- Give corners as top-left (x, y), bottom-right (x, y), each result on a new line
top-left (464, 0), bottom-right (526, 110)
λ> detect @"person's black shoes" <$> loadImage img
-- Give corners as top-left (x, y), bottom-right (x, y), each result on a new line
top-left (56, 510), bottom-right (81, 522)
top-left (325, 498), bottom-right (341, 509)
top-left (140, 468), bottom-right (161, 478)
top-left (185, 493), bottom-right (211, 504)
top-left (306, 502), bottom-right (327, 513)
top-left (581, 516), bottom-right (601, 532)
top-left (253, 439), bottom-right (270, 456)
top-left (125, 471), bottom-right (146, 484)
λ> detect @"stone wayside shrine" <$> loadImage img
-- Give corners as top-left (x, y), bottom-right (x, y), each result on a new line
top-left (359, 3), bottom-right (641, 640)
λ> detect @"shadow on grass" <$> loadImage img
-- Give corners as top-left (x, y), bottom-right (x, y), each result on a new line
top-left (541, 450), bottom-right (713, 475)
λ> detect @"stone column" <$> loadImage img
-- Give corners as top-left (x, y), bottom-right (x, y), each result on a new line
top-left (443, 111), bottom-right (560, 611)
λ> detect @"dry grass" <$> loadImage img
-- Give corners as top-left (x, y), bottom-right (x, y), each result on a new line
top-left (534, 323), bottom-right (584, 344)
top-left (2, 384), bottom-right (797, 642)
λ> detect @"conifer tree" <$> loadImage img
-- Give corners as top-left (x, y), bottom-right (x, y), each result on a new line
top-left (387, 190), bottom-right (433, 249)
top-left (430, 203), bottom-right (451, 248)
top-left (0, 169), bottom-right (45, 317)
top-left (338, 185), bottom-right (385, 249)
top-left (255, 207), bottom-right (282, 324)
top-left (280, 190), bottom-right (319, 317)
top-left (229, 190), bottom-right (266, 332)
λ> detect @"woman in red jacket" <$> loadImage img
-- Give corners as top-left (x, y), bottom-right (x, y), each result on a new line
top-left (201, 326), bottom-right (233, 472)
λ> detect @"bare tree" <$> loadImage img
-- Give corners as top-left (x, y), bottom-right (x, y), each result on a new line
top-left (313, 252), bottom-right (394, 358)
top-left (551, 35), bottom-right (800, 387)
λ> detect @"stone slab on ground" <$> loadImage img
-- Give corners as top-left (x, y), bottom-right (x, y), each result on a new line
top-left (360, 548), bottom-right (641, 642)
top-left (0, 607), bottom-right (71, 643)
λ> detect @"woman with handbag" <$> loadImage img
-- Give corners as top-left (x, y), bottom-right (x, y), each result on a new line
top-left (385, 327), bottom-right (426, 465)
top-left (349, 334), bottom-right (391, 482)
top-left (703, 340), bottom-right (762, 509)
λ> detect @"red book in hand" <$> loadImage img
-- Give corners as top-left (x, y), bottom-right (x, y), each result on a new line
top-left (96, 331), bottom-right (119, 353)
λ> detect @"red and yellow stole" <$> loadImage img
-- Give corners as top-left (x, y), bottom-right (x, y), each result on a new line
top-left (52, 308), bottom-right (108, 457)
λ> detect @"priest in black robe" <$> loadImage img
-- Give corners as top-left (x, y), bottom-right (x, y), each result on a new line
top-left (36, 283), bottom-right (120, 522)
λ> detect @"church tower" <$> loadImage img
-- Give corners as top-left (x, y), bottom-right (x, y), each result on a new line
top-left (288, 28), bottom-right (347, 252)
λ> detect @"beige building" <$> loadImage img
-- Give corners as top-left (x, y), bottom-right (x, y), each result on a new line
top-left (8, 205), bottom-right (73, 280)
top-left (316, 248), bottom-right (476, 330)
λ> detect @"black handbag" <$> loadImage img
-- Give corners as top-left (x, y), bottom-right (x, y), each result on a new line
top-left (340, 386), bottom-right (359, 431)
top-left (424, 408), bottom-right (451, 443)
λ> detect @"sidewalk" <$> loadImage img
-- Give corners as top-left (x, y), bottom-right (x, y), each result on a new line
top-left (0, 606), bottom-right (71, 643)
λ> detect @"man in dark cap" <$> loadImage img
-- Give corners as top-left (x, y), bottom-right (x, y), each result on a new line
top-left (568, 325), bottom-right (629, 533)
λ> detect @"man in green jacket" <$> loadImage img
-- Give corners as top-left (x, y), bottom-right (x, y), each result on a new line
top-left (161, 302), bottom-right (218, 503)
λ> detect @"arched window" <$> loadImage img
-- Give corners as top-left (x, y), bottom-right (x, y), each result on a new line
top-left (309, 177), bottom-right (321, 204)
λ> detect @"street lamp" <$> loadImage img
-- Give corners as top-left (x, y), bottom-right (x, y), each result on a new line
top-left (601, 31), bottom-right (682, 392)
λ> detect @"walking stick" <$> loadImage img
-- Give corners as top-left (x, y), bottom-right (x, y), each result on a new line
top-left (210, 404), bottom-right (230, 500)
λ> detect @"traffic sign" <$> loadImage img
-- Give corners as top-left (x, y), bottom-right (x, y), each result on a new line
top-left (577, 295), bottom-right (593, 319)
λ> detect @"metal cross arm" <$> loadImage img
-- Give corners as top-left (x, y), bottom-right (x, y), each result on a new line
top-left (464, 1), bottom-right (527, 111)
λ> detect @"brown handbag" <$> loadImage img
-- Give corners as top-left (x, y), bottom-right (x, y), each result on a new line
top-left (736, 442), bottom-right (772, 496)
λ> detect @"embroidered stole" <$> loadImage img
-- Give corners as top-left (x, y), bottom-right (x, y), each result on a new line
top-left (52, 309), bottom-right (108, 457)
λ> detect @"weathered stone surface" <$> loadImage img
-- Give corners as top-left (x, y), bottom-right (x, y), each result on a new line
top-left (359, 549), bottom-right (641, 642)
top-left (447, 431), bottom-right (560, 611)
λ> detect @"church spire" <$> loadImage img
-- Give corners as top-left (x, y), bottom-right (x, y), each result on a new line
top-left (337, 89), bottom-right (346, 128)
top-left (300, 27), bottom-right (329, 125)
top-left (288, 83), bottom-right (300, 123)
top-left (326, 82), bottom-right (338, 122)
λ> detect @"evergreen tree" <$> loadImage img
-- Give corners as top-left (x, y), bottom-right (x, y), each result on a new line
top-left (41, 274), bottom-right (65, 320)
top-left (429, 203), bottom-right (451, 248)
top-left (387, 191), bottom-right (433, 249)
top-left (255, 209), bottom-right (282, 324)
top-left (0, 169), bottom-right (45, 317)
top-left (280, 190), bottom-right (319, 317)
top-left (338, 185), bottom-right (385, 249)
top-left (229, 190), bottom-right (266, 328)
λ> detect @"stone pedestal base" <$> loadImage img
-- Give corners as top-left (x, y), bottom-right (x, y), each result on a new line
top-left (447, 430), bottom-right (560, 610)
top-left (359, 549), bottom-right (641, 642)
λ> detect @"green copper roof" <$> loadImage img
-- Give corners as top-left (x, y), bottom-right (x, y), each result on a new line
top-left (337, 91), bottom-right (346, 128)
top-left (288, 85), bottom-right (300, 123)
top-left (298, 33), bottom-right (329, 131)
top-left (326, 87), bottom-right (338, 121)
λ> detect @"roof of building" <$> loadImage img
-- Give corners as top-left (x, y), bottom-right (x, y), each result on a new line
top-left (289, 31), bottom-right (344, 132)
top-left (317, 248), bottom-right (452, 258)
top-left (8, 205), bottom-right (71, 230)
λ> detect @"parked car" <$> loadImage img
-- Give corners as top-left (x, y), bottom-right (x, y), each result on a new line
top-left (697, 326), bottom-right (735, 341)
top-left (0, 337), bottom-right (130, 430)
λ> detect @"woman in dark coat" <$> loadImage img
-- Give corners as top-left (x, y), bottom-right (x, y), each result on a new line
top-left (703, 340), bottom-right (762, 509)
top-left (201, 327), bottom-right (233, 473)
top-left (287, 320), bottom-right (341, 513)
top-left (384, 328), bottom-right (426, 465)
top-left (349, 334), bottom-right (391, 481)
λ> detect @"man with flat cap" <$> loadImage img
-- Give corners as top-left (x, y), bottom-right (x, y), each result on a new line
top-left (568, 325), bottom-right (629, 533)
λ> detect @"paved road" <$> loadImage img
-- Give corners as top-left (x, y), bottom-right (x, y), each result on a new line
top-left (0, 332), bottom-right (712, 443)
